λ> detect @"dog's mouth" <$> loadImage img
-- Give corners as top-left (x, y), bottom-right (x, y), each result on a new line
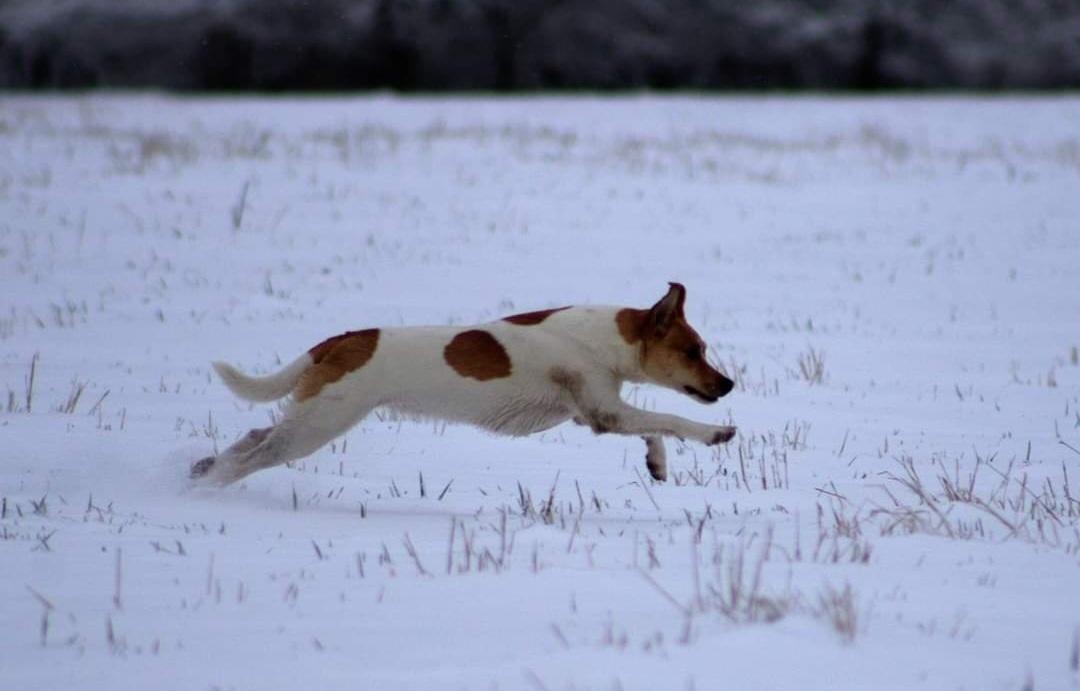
top-left (683, 386), bottom-right (720, 403)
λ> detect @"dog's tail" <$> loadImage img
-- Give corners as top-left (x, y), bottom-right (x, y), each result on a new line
top-left (212, 355), bottom-right (310, 402)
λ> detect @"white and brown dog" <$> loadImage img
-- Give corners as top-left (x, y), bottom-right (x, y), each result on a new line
top-left (191, 283), bottom-right (735, 486)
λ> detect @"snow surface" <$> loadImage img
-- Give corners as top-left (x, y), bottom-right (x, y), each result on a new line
top-left (1, 94), bottom-right (1079, 690)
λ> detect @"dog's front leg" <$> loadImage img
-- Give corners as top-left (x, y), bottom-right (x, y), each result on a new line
top-left (555, 370), bottom-right (735, 478)
top-left (587, 404), bottom-right (733, 483)
top-left (574, 416), bottom-right (670, 480)
top-left (604, 405), bottom-right (735, 446)
top-left (644, 436), bottom-right (667, 481)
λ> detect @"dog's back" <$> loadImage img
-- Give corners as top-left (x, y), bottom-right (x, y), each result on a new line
top-left (215, 305), bottom-right (632, 437)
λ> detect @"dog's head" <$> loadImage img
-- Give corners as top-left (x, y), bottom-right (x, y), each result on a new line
top-left (623, 283), bottom-right (734, 403)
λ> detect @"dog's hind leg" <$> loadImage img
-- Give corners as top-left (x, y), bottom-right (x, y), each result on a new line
top-left (190, 427), bottom-right (272, 480)
top-left (194, 393), bottom-right (376, 485)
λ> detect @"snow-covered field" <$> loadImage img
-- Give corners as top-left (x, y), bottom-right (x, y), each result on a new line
top-left (2, 94), bottom-right (1079, 690)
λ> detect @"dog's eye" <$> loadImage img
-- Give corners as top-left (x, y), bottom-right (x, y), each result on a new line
top-left (685, 346), bottom-right (702, 361)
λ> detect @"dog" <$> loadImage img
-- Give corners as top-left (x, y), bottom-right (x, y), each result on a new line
top-left (190, 282), bottom-right (736, 486)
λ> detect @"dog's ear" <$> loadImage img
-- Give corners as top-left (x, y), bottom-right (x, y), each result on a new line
top-left (646, 282), bottom-right (686, 339)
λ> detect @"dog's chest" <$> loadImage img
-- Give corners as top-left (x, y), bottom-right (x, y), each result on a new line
top-left (475, 396), bottom-right (571, 436)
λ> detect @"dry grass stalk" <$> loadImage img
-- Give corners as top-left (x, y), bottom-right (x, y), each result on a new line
top-left (797, 347), bottom-right (826, 385)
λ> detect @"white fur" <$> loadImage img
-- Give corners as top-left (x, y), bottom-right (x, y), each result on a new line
top-left (196, 305), bottom-right (735, 486)
top-left (212, 356), bottom-right (310, 403)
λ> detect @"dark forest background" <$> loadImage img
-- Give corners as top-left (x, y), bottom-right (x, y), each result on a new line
top-left (2, 0), bottom-right (1079, 91)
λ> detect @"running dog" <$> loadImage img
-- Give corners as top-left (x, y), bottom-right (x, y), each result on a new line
top-left (191, 282), bottom-right (736, 485)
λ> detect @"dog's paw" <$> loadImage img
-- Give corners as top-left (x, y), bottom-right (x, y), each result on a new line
top-left (645, 439), bottom-right (667, 482)
top-left (707, 426), bottom-right (736, 445)
top-left (189, 456), bottom-right (216, 480)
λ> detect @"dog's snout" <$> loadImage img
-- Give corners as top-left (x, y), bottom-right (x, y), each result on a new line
top-left (717, 376), bottom-right (734, 397)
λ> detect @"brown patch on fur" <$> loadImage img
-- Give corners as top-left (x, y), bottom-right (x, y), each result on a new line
top-left (503, 306), bottom-right (570, 325)
top-left (662, 321), bottom-right (705, 358)
top-left (616, 308), bottom-right (647, 344)
top-left (643, 320), bottom-right (703, 372)
top-left (295, 329), bottom-right (380, 401)
top-left (549, 367), bottom-right (582, 393)
top-left (444, 330), bottom-right (512, 381)
top-left (641, 319), bottom-right (734, 401)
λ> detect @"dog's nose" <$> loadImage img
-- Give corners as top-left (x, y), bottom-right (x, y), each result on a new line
top-left (717, 376), bottom-right (734, 397)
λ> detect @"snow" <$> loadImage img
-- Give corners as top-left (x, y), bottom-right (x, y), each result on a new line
top-left (1, 94), bottom-right (1079, 690)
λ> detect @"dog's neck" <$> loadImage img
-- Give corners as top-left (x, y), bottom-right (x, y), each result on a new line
top-left (556, 306), bottom-right (648, 384)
